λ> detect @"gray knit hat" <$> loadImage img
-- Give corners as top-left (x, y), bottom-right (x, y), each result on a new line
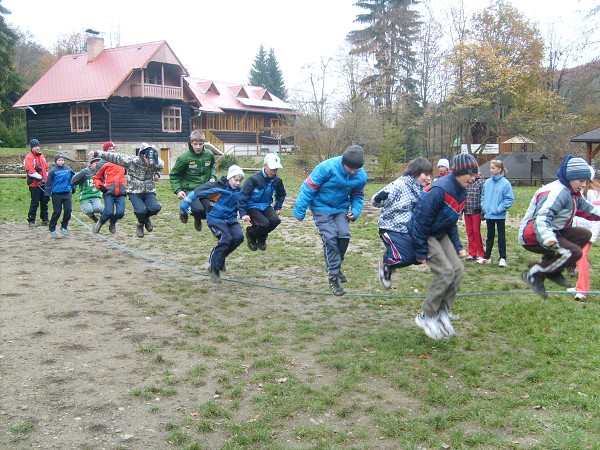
top-left (342, 145), bottom-right (365, 169)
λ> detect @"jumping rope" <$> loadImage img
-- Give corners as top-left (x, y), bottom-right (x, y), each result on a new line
top-left (71, 214), bottom-right (599, 300)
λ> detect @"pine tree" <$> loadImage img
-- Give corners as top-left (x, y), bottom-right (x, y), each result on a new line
top-left (249, 45), bottom-right (287, 100)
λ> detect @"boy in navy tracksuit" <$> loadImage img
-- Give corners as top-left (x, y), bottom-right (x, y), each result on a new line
top-left (409, 153), bottom-right (479, 340)
top-left (238, 153), bottom-right (287, 251)
top-left (45, 153), bottom-right (75, 237)
top-left (180, 165), bottom-right (245, 283)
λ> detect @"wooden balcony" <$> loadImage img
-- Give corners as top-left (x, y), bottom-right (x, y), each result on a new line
top-left (131, 84), bottom-right (183, 100)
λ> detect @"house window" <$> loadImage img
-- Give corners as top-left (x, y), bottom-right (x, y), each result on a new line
top-left (76, 149), bottom-right (87, 161)
top-left (70, 104), bottom-right (91, 132)
top-left (162, 107), bottom-right (181, 132)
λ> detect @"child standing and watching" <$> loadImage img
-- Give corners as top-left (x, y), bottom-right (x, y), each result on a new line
top-left (480, 159), bottom-right (514, 267)
top-left (45, 153), bottom-right (75, 237)
top-left (24, 139), bottom-right (49, 227)
top-left (463, 171), bottom-right (485, 261)
top-left (519, 155), bottom-right (600, 298)
top-left (371, 156), bottom-right (432, 289)
top-left (71, 156), bottom-right (104, 222)
top-left (409, 153), bottom-right (479, 340)
top-left (238, 153), bottom-right (287, 251)
top-left (180, 165), bottom-right (245, 283)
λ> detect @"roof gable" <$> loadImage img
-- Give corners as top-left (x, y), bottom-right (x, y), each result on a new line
top-left (571, 127), bottom-right (600, 143)
top-left (14, 40), bottom-right (188, 107)
top-left (185, 78), bottom-right (296, 114)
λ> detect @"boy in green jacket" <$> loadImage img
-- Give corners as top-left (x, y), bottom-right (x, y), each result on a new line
top-left (170, 130), bottom-right (216, 231)
top-left (71, 156), bottom-right (104, 222)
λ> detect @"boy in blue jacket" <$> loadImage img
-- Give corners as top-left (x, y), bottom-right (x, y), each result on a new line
top-left (409, 153), bottom-right (479, 340)
top-left (45, 153), bottom-right (75, 237)
top-left (293, 145), bottom-right (368, 296)
top-left (180, 165), bottom-right (245, 283)
top-left (238, 153), bottom-right (286, 251)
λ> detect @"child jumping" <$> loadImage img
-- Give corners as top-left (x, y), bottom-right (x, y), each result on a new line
top-left (519, 155), bottom-right (600, 297)
top-left (45, 153), bottom-right (75, 237)
top-left (409, 153), bottom-right (479, 340)
top-left (71, 156), bottom-right (104, 222)
top-left (180, 165), bottom-right (245, 283)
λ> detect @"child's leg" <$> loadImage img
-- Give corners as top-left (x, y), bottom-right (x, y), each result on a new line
top-left (49, 194), bottom-right (63, 231)
top-left (226, 222), bottom-right (245, 254)
top-left (379, 230), bottom-right (415, 269)
top-left (313, 212), bottom-right (344, 276)
top-left (61, 194), bottom-right (72, 229)
top-left (464, 214), bottom-right (476, 256)
top-left (555, 227), bottom-right (592, 270)
top-left (575, 242), bottom-right (592, 294)
top-left (497, 219), bottom-right (507, 259)
top-left (92, 197), bottom-right (104, 215)
top-left (247, 209), bottom-right (269, 240)
top-left (484, 219), bottom-right (496, 259)
top-left (473, 213), bottom-right (485, 257)
top-left (80, 200), bottom-right (94, 217)
top-left (423, 235), bottom-right (464, 317)
top-left (144, 192), bottom-right (162, 219)
top-left (208, 221), bottom-right (233, 271)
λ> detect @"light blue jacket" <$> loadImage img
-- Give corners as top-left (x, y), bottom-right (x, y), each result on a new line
top-left (293, 156), bottom-right (368, 219)
top-left (481, 174), bottom-right (514, 219)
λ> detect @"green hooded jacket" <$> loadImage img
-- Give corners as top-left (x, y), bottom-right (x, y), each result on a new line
top-left (169, 148), bottom-right (216, 194)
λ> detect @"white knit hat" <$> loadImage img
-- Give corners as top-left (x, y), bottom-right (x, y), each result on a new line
top-left (227, 165), bottom-right (245, 180)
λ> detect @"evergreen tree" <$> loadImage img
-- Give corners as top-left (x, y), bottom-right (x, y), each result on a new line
top-left (0, 1), bottom-right (26, 147)
top-left (249, 45), bottom-right (269, 89)
top-left (249, 45), bottom-right (287, 100)
top-left (266, 49), bottom-right (287, 100)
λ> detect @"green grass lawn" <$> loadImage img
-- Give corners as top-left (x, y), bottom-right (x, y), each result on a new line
top-left (2, 154), bottom-right (600, 449)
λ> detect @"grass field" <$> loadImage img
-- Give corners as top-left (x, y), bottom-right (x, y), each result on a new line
top-left (2, 152), bottom-right (599, 449)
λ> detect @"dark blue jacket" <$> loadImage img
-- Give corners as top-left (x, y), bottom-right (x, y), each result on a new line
top-left (187, 176), bottom-right (240, 223)
top-left (45, 164), bottom-right (74, 195)
top-left (238, 169), bottom-right (286, 216)
top-left (408, 174), bottom-right (467, 260)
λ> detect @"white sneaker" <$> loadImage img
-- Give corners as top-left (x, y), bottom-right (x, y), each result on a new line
top-left (437, 309), bottom-right (457, 338)
top-left (574, 293), bottom-right (587, 301)
top-left (478, 258), bottom-right (492, 265)
top-left (567, 287), bottom-right (577, 293)
top-left (415, 312), bottom-right (444, 340)
top-left (499, 258), bottom-right (507, 267)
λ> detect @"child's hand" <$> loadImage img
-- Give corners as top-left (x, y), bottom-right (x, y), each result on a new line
top-left (346, 212), bottom-right (356, 222)
top-left (458, 249), bottom-right (468, 259)
top-left (242, 215), bottom-right (251, 222)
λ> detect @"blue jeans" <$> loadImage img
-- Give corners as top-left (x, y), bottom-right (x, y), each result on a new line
top-left (207, 221), bottom-right (244, 270)
top-left (128, 192), bottom-right (162, 224)
top-left (100, 194), bottom-right (126, 225)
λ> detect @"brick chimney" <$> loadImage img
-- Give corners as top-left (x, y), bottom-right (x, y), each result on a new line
top-left (87, 36), bottom-right (104, 62)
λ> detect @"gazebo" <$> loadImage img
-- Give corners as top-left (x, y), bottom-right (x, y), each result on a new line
top-left (502, 135), bottom-right (535, 152)
top-left (570, 127), bottom-right (600, 164)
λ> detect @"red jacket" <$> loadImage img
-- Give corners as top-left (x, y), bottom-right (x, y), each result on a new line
top-left (24, 151), bottom-right (49, 188)
top-left (93, 162), bottom-right (127, 196)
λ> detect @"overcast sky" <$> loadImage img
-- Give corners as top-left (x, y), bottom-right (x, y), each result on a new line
top-left (4, 0), bottom-right (598, 95)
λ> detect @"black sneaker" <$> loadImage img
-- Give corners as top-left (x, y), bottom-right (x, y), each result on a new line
top-left (42, 220), bottom-right (49, 226)
top-left (246, 232), bottom-right (257, 251)
top-left (208, 265), bottom-right (221, 283)
top-left (145, 219), bottom-right (153, 232)
top-left (338, 272), bottom-right (348, 283)
top-left (522, 270), bottom-right (547, 298)
top-left (328, 276), bottom-right (346, 296)
top-left (29, 221), bottom-right (36, 228)
top-left (109, 221), bottom-right (116, 234)
top-left (546, 271), bottom-right (571, 288)
top-left (135, 222), bottom-right (144, 238)
top-left (194, 216), bottom-right (203, 231)
top-left (93, 220), bottom-right (103, 234)
top-left (257, 239), bottom-right (267, 251)
top-left (179, 212), bottom-right (189, 224)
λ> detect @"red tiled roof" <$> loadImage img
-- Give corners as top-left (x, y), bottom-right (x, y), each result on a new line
top-left (185, 78), bottom-right (295, 115)
top-left (14, 41), bottom-right (187, 107)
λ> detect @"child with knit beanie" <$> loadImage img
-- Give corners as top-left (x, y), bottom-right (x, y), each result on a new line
top-left (519, 155), bottom-right (600, 298)
top-left (409, 152), bottom-right (479, 340)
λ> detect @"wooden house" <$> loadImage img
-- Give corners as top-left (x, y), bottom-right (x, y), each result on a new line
top-left (13, 37), bottom-right (297, 172)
